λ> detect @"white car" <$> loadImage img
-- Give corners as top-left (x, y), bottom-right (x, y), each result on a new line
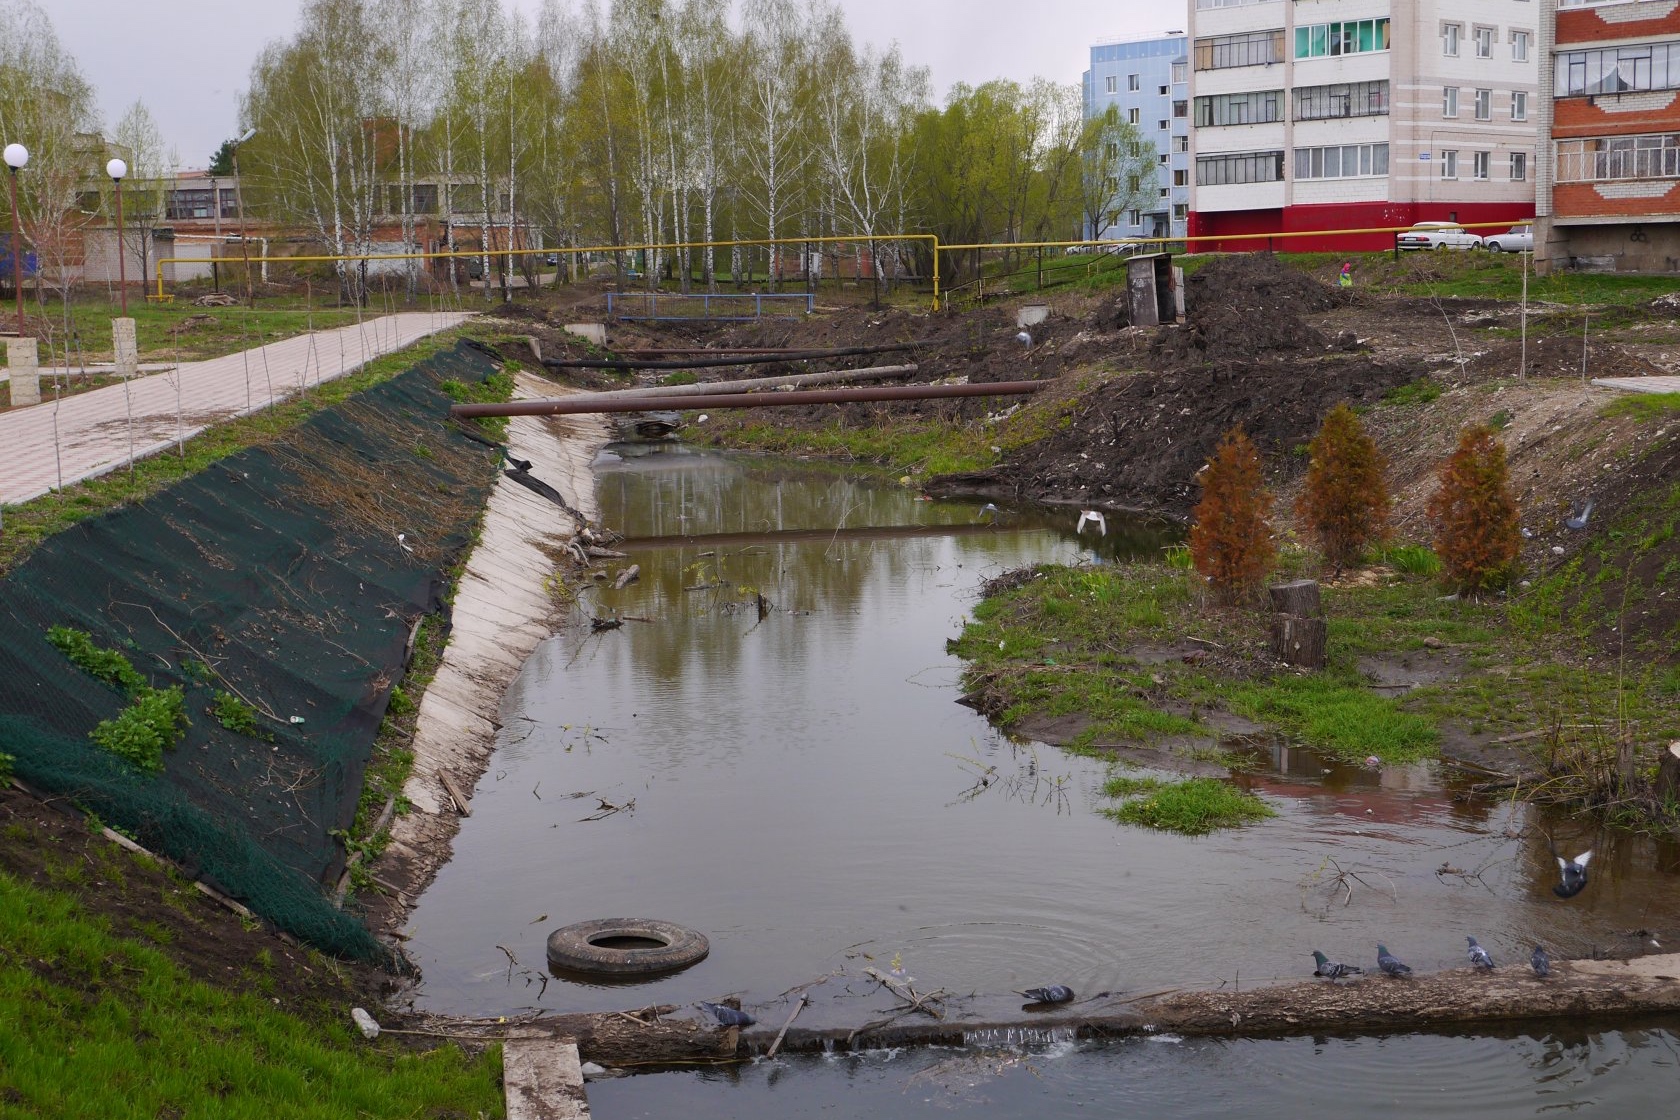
top-left (1483, 225), bottom-right (1534, 253)
top-left (1396, 222), bottom-right (1484, 251)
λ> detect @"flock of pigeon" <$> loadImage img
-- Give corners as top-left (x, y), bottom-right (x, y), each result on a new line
top-left (693, 846), bottom-right (1595, 1026)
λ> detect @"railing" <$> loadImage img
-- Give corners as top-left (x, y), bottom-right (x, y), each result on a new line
top-left (605, 291), bottom-right (815, 321)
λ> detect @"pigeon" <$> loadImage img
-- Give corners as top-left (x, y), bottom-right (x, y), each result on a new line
top-left (1076, 509), bottom-right (1107, 536)
top-left (1016, 331), bottom-right (1033, 347)
top-left (1531, 944), bottom-right (1551, 978)
top-left (1376, 944), bottom-right (1413, 978)
top-left (1311, 951), bottom-right (1363, 981)
top-left (1016, 985), bottom-right (1075, 1005)
top-left (1466, 936), bottom-right (1495, 971)
top-left (1564, 499), bottom-right (1595, 531)
top-left (696, 1001), bottom-right (755, 1029)
top-left (1549, 843), bottom-right (1593, 899)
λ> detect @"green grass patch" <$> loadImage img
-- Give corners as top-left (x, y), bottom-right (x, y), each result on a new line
top-left (31, 295), bottom-right (365, 365)
top-left (45, 626), bottom-right (146, 695)
top-left (706, 418), bottom-right (998, 476)
top-left (1378, 544), bottom-right (1443, 577)
top-left (1101, 777), bottom-right (1276, 835)
top-left (1225, 676), bottom-right (1437, 764)
top-left (1601, 392), bottom-right (1680, 422)
top-left (1382, 378), bottom-right (1443, 407)
top-left (0, 870), bottom-right (501, 1117)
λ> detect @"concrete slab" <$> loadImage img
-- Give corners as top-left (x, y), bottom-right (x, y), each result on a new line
top-left (1593, 375), bottom-right (1680, 395)
top-left (503, 1035), bottom-right (590, 1120)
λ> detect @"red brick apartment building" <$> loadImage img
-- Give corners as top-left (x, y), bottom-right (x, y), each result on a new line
top-left (1539, 0), bottom-right (1680, 269)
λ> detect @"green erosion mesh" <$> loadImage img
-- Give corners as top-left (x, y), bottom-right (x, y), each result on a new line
top-left (0, 340), bottom-right (506, 962)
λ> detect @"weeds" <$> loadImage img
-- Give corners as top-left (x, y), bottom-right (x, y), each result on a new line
top-left (1101, 777), bottom-right (1275, 835)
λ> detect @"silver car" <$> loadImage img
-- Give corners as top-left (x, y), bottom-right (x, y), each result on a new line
top-left (1396, 222), bottom-right (1485, 251)
top-left (1483, 225), bottom-right (1534, 253)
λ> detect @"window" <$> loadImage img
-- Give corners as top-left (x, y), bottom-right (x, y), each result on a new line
top-left (1125, 209), bottom-right (1140, 226)
top-left (165, 188), bottom-right (214, 220)
top-left (1158, 119), bottom-right (1169, 131)
top-left (1194, 29), bottom-right (1288, 70)
top-left (1172, 203), bottom-right (1188, 222)
top-left (1159, 153), bottom-right (1170, 165)
top-left (1194, 0), bottom-right (1275, 7)
top-left (1474, 89), bottom-right (1492, 121)
top-left (1160, 187), bottom-right (1170, 199)
top-left (1195, 149), bottom-right (1286, 186)
top-left (1173, 134), bottom-right (1189, 153)
top-left (1173, 100), bottom-right (1187, 118)
top-left (1195, 90), bottom-right (1283, 127)
top-left (1159, 85), bottom-right (1169, 96)
top-left (1129, 107), bottom-right (1141, 125)
top-left (1473, 26), bottom-right (1494, 59)
top-left (1171, 61), bottom-right (1187, 84)
top-left (1473, 151), bottom-right (1490, 180)
top-left (1443, 87), bottom-right (1460, 117)
top-left (1443, 23), bottom-right (1461, 58)
top-left (1128, 73), bottom-right (1140, 91)
top-left (219, 188), bottom-right (238, 219)
top-left (1441, 150), bottom-right (1459, 180)
top-left (1105, 75), bottom-right (1117, 94)
top-left (1556, 132), bottom-right (1680, 182)
top-left (1511, 91), bottom-right (1528, 121)
top-left (1105, 141), bottom-right (1119, 160)
top-left (1511, 30), bottom-right (1530, 62)
top-left (1293, 143), bottom-right (1389, 180)
top-left (1295, 19), bottom-right (1390, 59)
top-left (1172, 168), bottom-right (1189, 186)
top-left (1556, 42), bottom-right (1680, 97)
top-left (1294, 80), bottom-right (1390, 121)
top-left (1510, 152), bottom-right (1528, 181)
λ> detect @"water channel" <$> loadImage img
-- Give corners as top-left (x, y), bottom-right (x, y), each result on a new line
top-left (405, 444), bottom-right (1680, 1114)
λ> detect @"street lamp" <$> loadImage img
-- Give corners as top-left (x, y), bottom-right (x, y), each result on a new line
top-left (106, 157), bottom-right (128, 316)
top-left (4, 142), bottom-right (28, 337)
top-left (233, 127), bottom-right (255, 306)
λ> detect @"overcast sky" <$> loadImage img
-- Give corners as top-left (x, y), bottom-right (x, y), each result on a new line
top-left (48, 0), bottom-right (1185, 170)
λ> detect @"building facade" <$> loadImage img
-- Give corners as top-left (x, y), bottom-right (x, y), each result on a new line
top-left (1187, 0), bottom-right (1540, 250)
top-left (1537, 0), bottom-right (1680, 270)
top-left (1083, 33), bottom-right (1191, 240)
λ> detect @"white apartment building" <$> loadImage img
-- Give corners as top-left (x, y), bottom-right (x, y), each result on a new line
top-left (1187, 0), bottom-right (1540, 249)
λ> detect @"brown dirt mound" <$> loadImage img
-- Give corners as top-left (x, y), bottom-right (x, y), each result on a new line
top-left (1152, 253), bottom-right (1351, 367)
top-left (936, 356), bottom-right (1417, 517)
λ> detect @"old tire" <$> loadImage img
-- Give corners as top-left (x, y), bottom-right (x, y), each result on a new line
top-left (546, 918), bottom-right (710, 976)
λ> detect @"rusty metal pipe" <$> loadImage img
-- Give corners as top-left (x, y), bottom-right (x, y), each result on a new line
top-left (449, 380), bottom-right (1047, 418)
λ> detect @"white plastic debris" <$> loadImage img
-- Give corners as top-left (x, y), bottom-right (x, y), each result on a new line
top-left (581, 1062), bottom-right (608, 1079)
top-left (351, 1007), bottom-right (380, 1039)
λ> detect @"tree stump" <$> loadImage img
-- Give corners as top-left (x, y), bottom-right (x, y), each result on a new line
top-left (1271, 614), bottom-right (1328, 669)
top-left (1268, 579), bottom-right (1323, 618)
top-left (1657, 742), bottom-right (1680, 804)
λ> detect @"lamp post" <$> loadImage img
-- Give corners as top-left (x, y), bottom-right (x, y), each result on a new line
top-left (4, 142), bottom-right (28, 337)
top-left (107, 157), bottom-right (128, 316)
top-left (232, 127), bottom-right (255, 307)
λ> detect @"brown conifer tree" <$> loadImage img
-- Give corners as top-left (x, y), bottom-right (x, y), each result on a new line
top-left (1189, 426), bottom-right (1276, 603)
top-left (1296, 402), bottom-right (1390, 572)
top-left (1427, 424), bottom-right (1522, 595)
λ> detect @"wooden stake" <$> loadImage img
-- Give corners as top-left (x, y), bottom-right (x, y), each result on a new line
top-left (440, 770), bottom-right (473, 816)
top-left (764, 994), bottom-right (809, 1060)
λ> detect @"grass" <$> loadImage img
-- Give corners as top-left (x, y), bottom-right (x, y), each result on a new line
top-left (1100, 776), bottom-right (1276, 835)
top-left (0, 326), bottom-right (471, 577)
top-left (1223, 676), bottom-right (1437, 764)
top-left (0, 870), bottom-right (502, 1118)
top-left (25, 293), bottom-right (366, 365)
top-left (1601, 391), bottom-right (1680, 423)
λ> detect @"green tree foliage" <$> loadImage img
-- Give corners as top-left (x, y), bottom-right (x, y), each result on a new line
top-left (1297, 402), bottom-right (1390, 571)
top-left (1427, 424), bottom-right (1523, 595)
top-left (1189, 427), bottom-right (1276, 603)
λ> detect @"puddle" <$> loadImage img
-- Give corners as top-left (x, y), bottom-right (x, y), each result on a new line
top-left (404, 445), bottom-right (1680, 1060)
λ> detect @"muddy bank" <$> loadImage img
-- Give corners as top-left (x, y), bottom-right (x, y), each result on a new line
top-left (370, 369), bottom-right (611, 935)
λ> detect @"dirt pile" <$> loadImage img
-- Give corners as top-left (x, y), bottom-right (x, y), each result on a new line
top-left (1152, 253), bottom-right (1351, 367)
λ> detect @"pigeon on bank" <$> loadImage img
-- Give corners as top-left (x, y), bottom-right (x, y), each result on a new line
top-left (1467, 937), bottom-right (1496, 971)
top-left (1550, 845), bottom-right (1593, 899)
top-left (697, 1001), bottom-right (756, 1028)
top-left (1377, 945), bottom-right (1413, 977)
top-left (1311, 951), bottom-right (1363, 981)
top-left (1016, 985), bottom-right (1076, 1005)
top-left (1531, 945), bottom-right (1551, 978)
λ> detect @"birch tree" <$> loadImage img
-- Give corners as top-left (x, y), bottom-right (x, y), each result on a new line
top-left (741, 0), bottom-right (814, 290)
top-left (106, 100), bottom-right (175, 291)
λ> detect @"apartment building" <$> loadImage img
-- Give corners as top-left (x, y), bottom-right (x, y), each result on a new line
top-left (1187, 0), bottom-right (1539, 250)
top-left (1082, 33), bottom-right (1191, 240)
top-left (1537, 0), bottom-right (1680, 270)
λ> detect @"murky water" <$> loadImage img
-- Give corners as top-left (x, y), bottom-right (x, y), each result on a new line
top-left (404, 445), bottom-right (1680, 1109)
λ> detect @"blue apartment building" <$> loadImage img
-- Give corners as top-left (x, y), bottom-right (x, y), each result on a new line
top-left (1081, 33), bottom-right (1190, 240)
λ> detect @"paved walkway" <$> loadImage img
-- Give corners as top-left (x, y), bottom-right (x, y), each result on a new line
top-left (1, 310), bottom-right (473, 505)
top-left (1593, 375), bottom-right (1680, 395)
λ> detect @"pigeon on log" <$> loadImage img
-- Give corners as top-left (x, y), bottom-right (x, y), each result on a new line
top-left (1016, 985), bottom-right (1076, 1005)
top-left (1550, 845), bottom-right (1593, 899)
top-left (697, 1001), bottom-right (756, 1028)
top-left (1312, 951), bottom-right (1363, 981)
top-left (1466, 937), bottom-right (1496, 970)
top-left (1531, 945), bottom-right (1551, 978)
top-left (1377, 945), bottom-right (1413, 977)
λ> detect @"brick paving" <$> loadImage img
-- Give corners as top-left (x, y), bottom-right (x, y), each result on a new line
top-left (1, 311), bottom-right (472, 506)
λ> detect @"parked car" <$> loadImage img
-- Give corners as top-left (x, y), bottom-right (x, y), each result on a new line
top-left (543, 252), bottom-right (559, 266)
top-left (1396, 222), bottom-right (1484, 251)
top-left (1483, 225), bottom-right (1534, 253)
